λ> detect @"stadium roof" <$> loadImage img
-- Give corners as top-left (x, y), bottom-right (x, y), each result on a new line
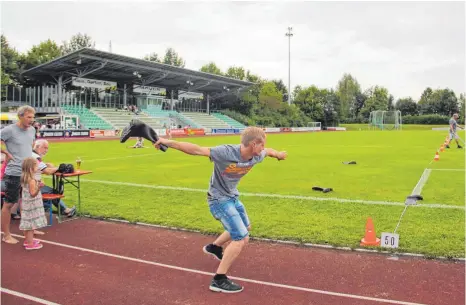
top-left (22, 48), bottom-right (254, 95)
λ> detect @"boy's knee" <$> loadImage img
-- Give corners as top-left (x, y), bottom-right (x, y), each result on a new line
top-left (234, 235), bottom-right (249, 246)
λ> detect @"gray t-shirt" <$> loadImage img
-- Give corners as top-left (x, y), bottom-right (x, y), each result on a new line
top-left (449, 118), bottom-right (457, 133)
top-left (208, 144), bottom-right (266, 201)
top-left (0, 124), bottom-right (36, 176)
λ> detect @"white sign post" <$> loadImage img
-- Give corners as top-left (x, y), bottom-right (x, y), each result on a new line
top-left (380, 232), bottom-right (399, 249)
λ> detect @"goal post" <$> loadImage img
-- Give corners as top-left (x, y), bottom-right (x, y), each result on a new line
top-left (307, 122), bottom-right (322, 131)
top-left (368, 110), bottom-right (402, 130)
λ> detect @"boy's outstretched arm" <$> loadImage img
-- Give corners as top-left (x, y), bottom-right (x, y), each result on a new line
top-left (154, 138), bottom-right (210, 157)
top-left (265, 148), bottom-right (287, 161)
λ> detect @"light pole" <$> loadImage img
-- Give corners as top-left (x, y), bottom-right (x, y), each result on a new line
top-left (285, 26), bottom-right (293, 105)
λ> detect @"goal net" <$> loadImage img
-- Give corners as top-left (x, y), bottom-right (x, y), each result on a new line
top-left (368, 110), bottom-right (402, 130)
top-left (307, 122), bottom-right (322, 131)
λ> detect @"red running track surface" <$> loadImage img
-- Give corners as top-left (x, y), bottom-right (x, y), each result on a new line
top-left (1, 218), bottom-right (464, 305)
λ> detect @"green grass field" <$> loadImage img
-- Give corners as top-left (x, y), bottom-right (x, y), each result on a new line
top-left (44, 129), bottom-right (465, 258)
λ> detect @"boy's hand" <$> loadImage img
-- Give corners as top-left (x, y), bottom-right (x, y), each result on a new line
top-left (277, 151), bottom-right (287, 161)
top-left (153, 138), bottom-right (170, 150)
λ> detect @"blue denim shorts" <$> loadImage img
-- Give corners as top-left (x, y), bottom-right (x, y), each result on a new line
top-left (208, 197), bottom-right (250, 241)
top-left (449, 131), bottom-right (459, 140)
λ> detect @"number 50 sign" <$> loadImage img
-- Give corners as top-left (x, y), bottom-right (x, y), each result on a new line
top-left (380, 232), bottom-right (399, 249)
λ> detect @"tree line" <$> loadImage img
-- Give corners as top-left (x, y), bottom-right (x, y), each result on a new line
top-left (1, 33), bottom-right (464, 126)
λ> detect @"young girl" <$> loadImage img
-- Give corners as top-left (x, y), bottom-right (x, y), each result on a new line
top-left (20, 157), bottom-right (47, 250)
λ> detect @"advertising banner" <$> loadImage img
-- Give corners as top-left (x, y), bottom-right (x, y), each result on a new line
top-left (72, 77), bottom-right (117, 90)
top-left (169, 128), bottom-right (187, 136)
top-left (179, 91), bottom-right (203, 99)
top-left (39, 129), bottom-right (90, 138)
top-left (133, 85), bottom-right (166, 96)
top-left (90, 130), bottom-right (118, 137)
top-left (326, 127), bottom-right (346, 131)
top-left (186, 128), bottom-right (205, 136)
top-left (211, 129), bottom-right (241, 134)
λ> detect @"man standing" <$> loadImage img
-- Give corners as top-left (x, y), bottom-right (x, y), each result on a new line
top-left (446, 113), bottom-right (463, 149)
top-left (1, 106), bottom-right (36, 244)
top-left (154, 127), bottom-right (287, 293)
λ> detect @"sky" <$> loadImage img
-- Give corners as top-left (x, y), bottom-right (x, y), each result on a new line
top-left (1, 1), bottom-right (465, 100)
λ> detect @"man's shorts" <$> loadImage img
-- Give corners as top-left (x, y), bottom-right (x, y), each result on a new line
top-left (3, 175), bottom-right (21, 204)
top-left (208, 197), bottom-right (250, 241)
top-left (449, 131), bottom-right (459, 140)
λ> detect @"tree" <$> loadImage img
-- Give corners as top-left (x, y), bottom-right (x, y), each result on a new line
top-left (200, 62), bottom-right (223, 75)
top-left (434, 89), bottom-right (458, 116)
top-left (387, 94), bottom-right (395, 111)
top-left (459, 93), bottom-right (466, 118)
top-left (143, 52), bottom-right (161, 63)
top-left (61, 33), bottom-right (95, 55)
top-left (352, 92), bottom-right (367, 119)
top-left (25, 39), bottom-right (62, 67)
top-left (418, 88), bottom-right (459, 115)
top-left (395, 97), bottom-right (418, 116)
top-left (336, 73), bottom-right (361, 119)
top-left (360, 86), bottom-right (389, 118)
top-left (245, 70), bottom-right (260, 83)
top-left (321, 89), bottom-right (340, 127)
top-left (258, 81), bottom-right (282, 111)
top-left (225, 66), bottom-right (245, 80)
top-left (293, 85), bottom-right (325, 122)
top-left (163, 48), bottom-right (185, 67)
top-left (418, 87), bottom-right (435, 114)
top-left (1, 35), bottom-right (19, 85)
top-left (272, 79), bottom-right (288, 102)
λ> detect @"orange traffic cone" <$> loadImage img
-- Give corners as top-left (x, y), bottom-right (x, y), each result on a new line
top-left (434, 151), bottom-right (440, 161)
top-left (360, 217), bottom-right (380, 246)
top-left (440, 145), bottom-right (444, 152)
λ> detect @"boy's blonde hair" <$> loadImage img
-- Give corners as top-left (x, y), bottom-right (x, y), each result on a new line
top-left (241, 127), bottom-right (266, 146)
top-left (21, 157), bottom-right (37, 187)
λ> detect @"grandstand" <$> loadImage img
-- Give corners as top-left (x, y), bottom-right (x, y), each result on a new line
top-left (142, 105), bottom-right (200, 128)
top-left (62, 105), bottom-right (113, 130)
top-left (180, 112), bottom-right (232, 129)
top-left (92, 108), bottom-right (166, 130)
top-left (212, 112), bottom-right (246, 129)
top-left (1, 48), bottom-right (254, 131)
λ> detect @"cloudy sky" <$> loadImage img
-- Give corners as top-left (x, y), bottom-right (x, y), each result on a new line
top-left (1, 1), bottom-right (465, 100)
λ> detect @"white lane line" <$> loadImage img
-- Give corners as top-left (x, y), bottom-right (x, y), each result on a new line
top-left (80, 153), bottom-right (156, 163)
top-left (411, 169), bottom-right (432, 195)
top-left (74, 178), bottom-right (465, 210)
top-left (428, 168), bottom-right (465, 172)
top-left (1, 287), bottom-right (62, 305)
top-left (5, 233), bottom-right (430, 305)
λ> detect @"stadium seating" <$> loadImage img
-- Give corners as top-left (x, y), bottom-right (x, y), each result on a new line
top-left (61, 105), bottom-right (113, 130)
top-left (180, 112), bottom-right (234, 129)
top-left (143, 106), bottom-right (200, 128)
top-left (211, 112), bottom-right (246, 129)
top-left (92, 108), bottom-right (165, 130)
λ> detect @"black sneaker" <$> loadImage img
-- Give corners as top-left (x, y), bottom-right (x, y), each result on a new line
top-left (209, 277), bottom-right (244, 293)
top-left (458, 145), bottom-right (463, 149)
top-left (203, 244), bottom-right (223, 261)
top-left (446, 145), bottom-right (450, 148)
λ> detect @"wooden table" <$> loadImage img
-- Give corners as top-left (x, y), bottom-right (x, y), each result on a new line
top-left (52, 170), bottom-right (93, 220)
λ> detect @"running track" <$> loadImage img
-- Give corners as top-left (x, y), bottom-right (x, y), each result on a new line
top-left (1, 218), bottom-right (464, 305)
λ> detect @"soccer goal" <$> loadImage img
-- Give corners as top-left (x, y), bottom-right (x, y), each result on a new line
top-left (307, 122), bottom-right (322, 131)
top-left (368, 110), bottom-right (402, 130)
